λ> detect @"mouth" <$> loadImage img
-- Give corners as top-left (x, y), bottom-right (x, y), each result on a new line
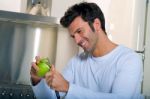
top-left (79, 40), bottom-right (87, 49)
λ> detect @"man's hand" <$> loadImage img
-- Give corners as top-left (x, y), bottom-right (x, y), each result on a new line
top-left (30, 56), bottom-right (42, 86)
top-left (45, 65), bottom-right (69, 92)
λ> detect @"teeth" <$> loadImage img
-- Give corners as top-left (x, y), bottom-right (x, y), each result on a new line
top-left (82, 42), bottom-right (86, 47)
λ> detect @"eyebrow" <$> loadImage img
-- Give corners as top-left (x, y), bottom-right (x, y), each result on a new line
top-left (70, 26), bottom-right (83, 38)
top-left (74, 28), bottom-right (81, 34)
top-left (70, 28), bottom-right (81, 38)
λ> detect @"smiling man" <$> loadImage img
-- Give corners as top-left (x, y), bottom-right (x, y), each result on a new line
top-left (30, 2), bottom-right (143, 99)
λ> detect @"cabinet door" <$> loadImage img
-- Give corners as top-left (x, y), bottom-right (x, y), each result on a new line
top-left (51, 0), bottom-right (83, 18)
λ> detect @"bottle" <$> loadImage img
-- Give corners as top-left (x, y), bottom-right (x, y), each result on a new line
top-left (29, 2), bottom-right (41, 15)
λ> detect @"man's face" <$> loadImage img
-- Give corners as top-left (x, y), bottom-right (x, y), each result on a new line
top-left (68, 16), bottom-right (98, 53)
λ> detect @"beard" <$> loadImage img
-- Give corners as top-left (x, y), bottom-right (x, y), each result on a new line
top-left (79, 50), bottom-right (90, 60)
top-left (85, 38), bottom-right (97, 53)
top-left (79, 31), bottom-right (98, 60)
top-left (79, 47), bottom-right (94, 60)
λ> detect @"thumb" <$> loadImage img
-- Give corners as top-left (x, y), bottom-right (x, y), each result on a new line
top-left (51, 64), bottom-right (55, 72)
top-left (35, 56), bottom-right (40, 64)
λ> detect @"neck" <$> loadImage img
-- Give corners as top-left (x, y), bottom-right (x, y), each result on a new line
top-left (92, 31), bottom-right (117, 57)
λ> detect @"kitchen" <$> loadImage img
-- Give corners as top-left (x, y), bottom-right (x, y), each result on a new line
top-left (0, 0), bottom-right (150, 98)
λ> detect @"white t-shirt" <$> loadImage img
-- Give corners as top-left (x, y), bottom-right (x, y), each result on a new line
top-left (32, 45), bottom-right (143, 99)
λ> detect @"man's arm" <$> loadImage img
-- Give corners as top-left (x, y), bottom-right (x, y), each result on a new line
top-left (62, 54), bottom-right (143, 99)
top-left (32, 79), bottom-right (57, 99)
top-left (30, 56), bottom-right (57, 99)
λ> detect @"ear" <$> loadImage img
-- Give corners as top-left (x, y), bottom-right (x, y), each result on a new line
top-left (93, 18), bottom-right (101, 32)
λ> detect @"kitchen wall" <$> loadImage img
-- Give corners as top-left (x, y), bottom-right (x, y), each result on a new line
top-left (0, 0), bottom-right (27, 13)
top-left (51, 0), bottom-right (83, 72)
top-left (55, 27), bottom-right (79, 72)
top-left (51, 0), bottom-right (83, 18)
top-left (86, 0), bottom-right (146, 52)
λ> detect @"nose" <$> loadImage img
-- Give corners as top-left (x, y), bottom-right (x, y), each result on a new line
top-left (74, 33), bottom-right (81, 45)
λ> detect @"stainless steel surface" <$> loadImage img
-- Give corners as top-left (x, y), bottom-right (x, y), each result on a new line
top-left (0, 10), bottom-right (59, 26)
top-left (0, 83), bottom-right (35, 99)
top-left (0, 11), bottom-right (58, 85)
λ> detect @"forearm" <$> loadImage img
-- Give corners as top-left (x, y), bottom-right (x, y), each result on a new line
top-left (65, 83), bottom-right (133, 99)
top-left (32, 79), bottom-right (56, 99)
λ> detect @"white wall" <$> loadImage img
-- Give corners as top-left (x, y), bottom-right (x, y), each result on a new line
top-left (0, 0), bottom-right (27, 13)
top-left (55, 27), bottom-right (79, 72)
top-left (143, 1), bottom-right (150, 96)
top-left (85, 0), bottom-right (146, 51)
top-left (51, 0), bottom-right (83, 18)
top-left (51, 0), bottom-right (83, 72)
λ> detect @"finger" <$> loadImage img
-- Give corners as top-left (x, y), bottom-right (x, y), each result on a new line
top-left (50, 79), bottom-right (55, 89)
top-left (30, 67), bottom-right (36, 75)
top-left (50, 77), bottom-right (57, 89)
top-left (35, 56), bottom-right (40, 60)
top-left (51, 64), bottom-right (55, 72)
top-left (30, 73), bottom-right (40, 79)
top-left (46, 78), bottom-right (53, 88)
top-left (30, 63), bottom-right (36, 74)
top-left (35, 56), bottom-right (40, 64)
top-left (46, 71), bottom-right (54, 78)
top-left (45, 72), bottom-right (54, 87)
top-left (30, 63), bottom-right (40, 78)
top-left (31, 62), bottom-right (39, 71)
top-left (45, 72), bottom-right (53, 83)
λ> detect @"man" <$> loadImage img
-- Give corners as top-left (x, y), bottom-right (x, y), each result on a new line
top-left (30, 2), bottom-right (143, 99)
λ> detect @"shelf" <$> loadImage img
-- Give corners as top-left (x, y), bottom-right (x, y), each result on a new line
top-left (0, 10), bottom-right (59, 26)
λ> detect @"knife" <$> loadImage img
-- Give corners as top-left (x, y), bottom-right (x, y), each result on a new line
top-left (47, 58), bottom-right (60, 99)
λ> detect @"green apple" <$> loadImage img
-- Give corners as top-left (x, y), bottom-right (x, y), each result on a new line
top-left (37, 58), bottom-right (51, 77)
top-left (40, 58), bottom-right (49, 64)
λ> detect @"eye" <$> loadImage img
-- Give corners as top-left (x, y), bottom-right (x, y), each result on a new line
top-left (70, 35), bottom-right (75, 38)
top-left (77, 29), bottom-right (81, 34)
top-left (70, 28), bottom-right (83, 38)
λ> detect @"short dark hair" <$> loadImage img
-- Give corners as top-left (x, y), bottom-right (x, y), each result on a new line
top-left (60, 2), bottom-right (106, 33)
